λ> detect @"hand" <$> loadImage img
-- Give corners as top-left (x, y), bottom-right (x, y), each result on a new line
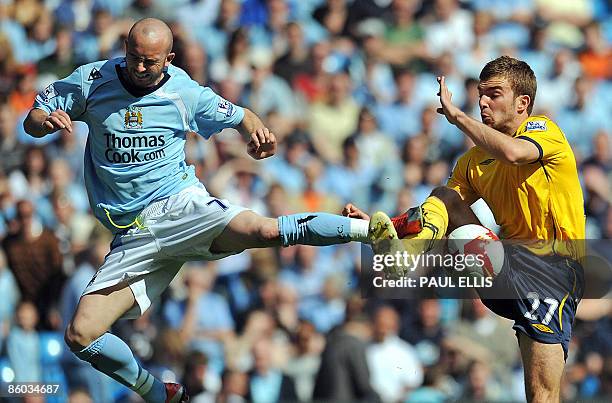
top-left (43, 109), bottom-right (73, 133)
top-left (342, 203), bottom-right (370, 220)
top-left (247, 127), bottom-right (276, 160)
top-left (436, 76), bottom-right (462, 125)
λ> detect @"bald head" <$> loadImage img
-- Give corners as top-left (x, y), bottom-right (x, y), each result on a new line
top-left (124, 18), bottom-right (175, 88)
top-left (128, 18), bottom-right (173, 55)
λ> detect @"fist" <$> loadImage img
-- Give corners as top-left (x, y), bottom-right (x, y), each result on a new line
top-left (342, 203), bottom-right (370, 220)
top-left (43, 109), bottom-right (73, 133)
top-left (247, 127), bottom-right (276, 160)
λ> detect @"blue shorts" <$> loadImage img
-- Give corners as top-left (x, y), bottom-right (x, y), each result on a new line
top-left (479, 245), bottom-right (584, 359)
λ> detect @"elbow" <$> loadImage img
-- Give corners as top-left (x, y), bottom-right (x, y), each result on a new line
top-left (503, 149), bottom-right (523, 165)
top-left (502, 149), bottom-right (533, 166)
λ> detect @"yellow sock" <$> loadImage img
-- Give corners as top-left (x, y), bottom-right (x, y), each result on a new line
top-left (402, 196), bottom-right (448, 254)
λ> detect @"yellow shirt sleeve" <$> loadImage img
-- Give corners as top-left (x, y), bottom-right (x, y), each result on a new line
top-left (446, 150), bottom-right (479, 205)
top-left (515, 117), bottom-right (567, 163)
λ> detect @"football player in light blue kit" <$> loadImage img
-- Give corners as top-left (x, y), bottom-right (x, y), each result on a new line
top-left (24, 18), bottom-right (372, 403)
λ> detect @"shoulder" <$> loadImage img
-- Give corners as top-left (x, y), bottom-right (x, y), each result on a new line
top-left (76, 58), bottom-right (122, 97)
top-left (164, 64), bottom-right (208, 103)
top-left (167, 64), bottom-right (200, 89)
top-left (519, 115), bottom-right (563, 136)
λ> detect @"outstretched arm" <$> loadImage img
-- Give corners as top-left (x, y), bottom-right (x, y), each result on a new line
top-left (437, 76), bottom-right (539, 165)
top-left (23, 108), bottom-right (73, 138)
top-left (239, 108), bottom-right (277, 160)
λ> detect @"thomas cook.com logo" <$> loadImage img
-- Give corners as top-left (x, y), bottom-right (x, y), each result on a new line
top-left (103, 132), bottom-right (166, 163)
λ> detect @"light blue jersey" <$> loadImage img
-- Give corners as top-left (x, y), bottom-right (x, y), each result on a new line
top-left (34, 58), bottom-right (244, 232)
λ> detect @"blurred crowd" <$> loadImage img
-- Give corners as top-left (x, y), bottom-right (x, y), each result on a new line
top-left (0, 0), bottom-right (611, 402)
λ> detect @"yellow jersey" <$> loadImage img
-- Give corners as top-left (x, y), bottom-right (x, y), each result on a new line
top-left (447, 115), bottom-right (586, 260)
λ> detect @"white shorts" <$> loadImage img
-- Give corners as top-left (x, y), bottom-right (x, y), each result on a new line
top-left (82, 184), bottom-right (248, 318)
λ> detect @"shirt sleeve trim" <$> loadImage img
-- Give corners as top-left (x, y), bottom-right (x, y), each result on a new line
top-left (517, 135), bottom-right (543, 162)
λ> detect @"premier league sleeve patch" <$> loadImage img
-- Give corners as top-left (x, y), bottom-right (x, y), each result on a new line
top-left (40, 83), bottom-right (57, 103)
top-left (217, 98), bottom-right (235, 118)
top-left (525, 120), bottom-right (547, 132)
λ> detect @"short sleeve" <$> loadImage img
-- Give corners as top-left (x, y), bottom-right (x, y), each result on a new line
top-left (190, 86), bottom-right (245, 139)
top-left (33, 67), bottom-right (86, 120)
top-left (516, 119), bottom-right (566, 163)
top-left (446, 152), bottom-right (479, 205)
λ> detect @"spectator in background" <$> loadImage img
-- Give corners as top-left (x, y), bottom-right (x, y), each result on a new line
top-left (279, 245), bottom-right (329, 302)
top-left (460, 359), bottom-right (505, 401)
top-left (7, 301), bottom-right (42, 382)
top-left (8, 145), bottom-right (50, 201)
top-left (164, 263), bottom-right (235, 375)
top-left (73, 8), bottom-right (129, 64)
top-left (452, 299), bottom-right (517, 381)
top-left (579, 21), bottom-right (611, 80)
top-left (210, 27), bottom-right (252, 85)
top-left (406, 366), bottom-right (448, 402)
top-left (0, 34), bottom-right (18, 94)
top-left (375, 68), bottom-right (422, 144)
top-left (354, 107), bottom-right (397, 170)
top-left (313, 0), bottom-right (352, 38)
top-left (308, 72), bottom-right (360, 163)
top-left (321, 136), bottom-right (376, 209)
top-left (217, 370), bottom-right (249, 403)
top-left (293, 40), bottom-right (332, 103)
top-left (0, 249), bottom-right (20, 345)
top-left (191, 0), bottom-right (241, 63)
top-left (48, 158), bottom-right (90, 213)
top-left (423, 0), bottom-right (474, 57)
top-left (182, 351), bottom-right (219, 403)
top-left (273, 22), bottom-right (310, 86)
top-left (556, 77), bottom-right (610, 161)
top-left (290, 157), bottom-right (342, 214)
top-left (367, 305), bottom-right (424, 402)
top-left (262, 131), bottom-right (310, 194)
top-left (299, 274), bottom-right (347, 334)
top-left (247, 338), bottom-right (297, 403)
top-left (284, 320), bottom-right (324, 402)
top-left (402, 299), bottom-right (446, 368)
top-left (313, 310), bottom-right (380, 402)
top-left (0, 100), bottom-right (27, 174)
top-left (245, 47), bottom-right (298, 121)
top-left (2, 199), bottom-right (64, 329)
top-left (68, 388), bottom-right (93, 403)
top-left (20, 8), bottom-right (56, 64)
top-left (37, 25), bottom-right (76, 79)
top-left (380, 0), bottom-right (427, 68)
top-left (8, 64), bottom-right (38, 115)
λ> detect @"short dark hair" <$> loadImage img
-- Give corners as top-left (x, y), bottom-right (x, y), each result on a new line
top-left (480, 56), bottom-right (537, 114)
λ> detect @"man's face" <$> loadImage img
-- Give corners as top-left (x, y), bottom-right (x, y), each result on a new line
top-left (477, 76), bottom-right (517, 132)
top-left (125, 39), bottom-right (172, 88)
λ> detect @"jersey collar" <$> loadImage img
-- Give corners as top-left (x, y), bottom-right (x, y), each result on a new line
top-left (115, 59), bottom-right (171, 97)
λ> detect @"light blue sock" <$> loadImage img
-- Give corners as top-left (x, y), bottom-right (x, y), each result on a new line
top-left (278, 212), bottom-right (368, 247)
top-left (74, 333), bottom-right (166, 403)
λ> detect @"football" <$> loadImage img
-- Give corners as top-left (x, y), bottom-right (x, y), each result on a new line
top-left (447, 224), bottom-right (504, 278)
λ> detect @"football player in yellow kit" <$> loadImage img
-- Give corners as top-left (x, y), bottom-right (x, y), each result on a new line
top-left (346, 56), bottom-right (585, 403)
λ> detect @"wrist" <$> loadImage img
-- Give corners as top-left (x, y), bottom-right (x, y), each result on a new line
top-left (450, 108), bottom-right (466, 125)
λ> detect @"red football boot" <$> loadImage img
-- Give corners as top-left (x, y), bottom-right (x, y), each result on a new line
top-left (165, 383), bottom-right (189, 403)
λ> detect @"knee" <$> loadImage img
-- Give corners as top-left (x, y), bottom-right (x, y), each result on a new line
top-left (64, 317), bottom-right (105, 351)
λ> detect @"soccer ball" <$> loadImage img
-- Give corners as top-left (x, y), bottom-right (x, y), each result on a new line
top-left (447, 224), bottom-right (504, 278)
